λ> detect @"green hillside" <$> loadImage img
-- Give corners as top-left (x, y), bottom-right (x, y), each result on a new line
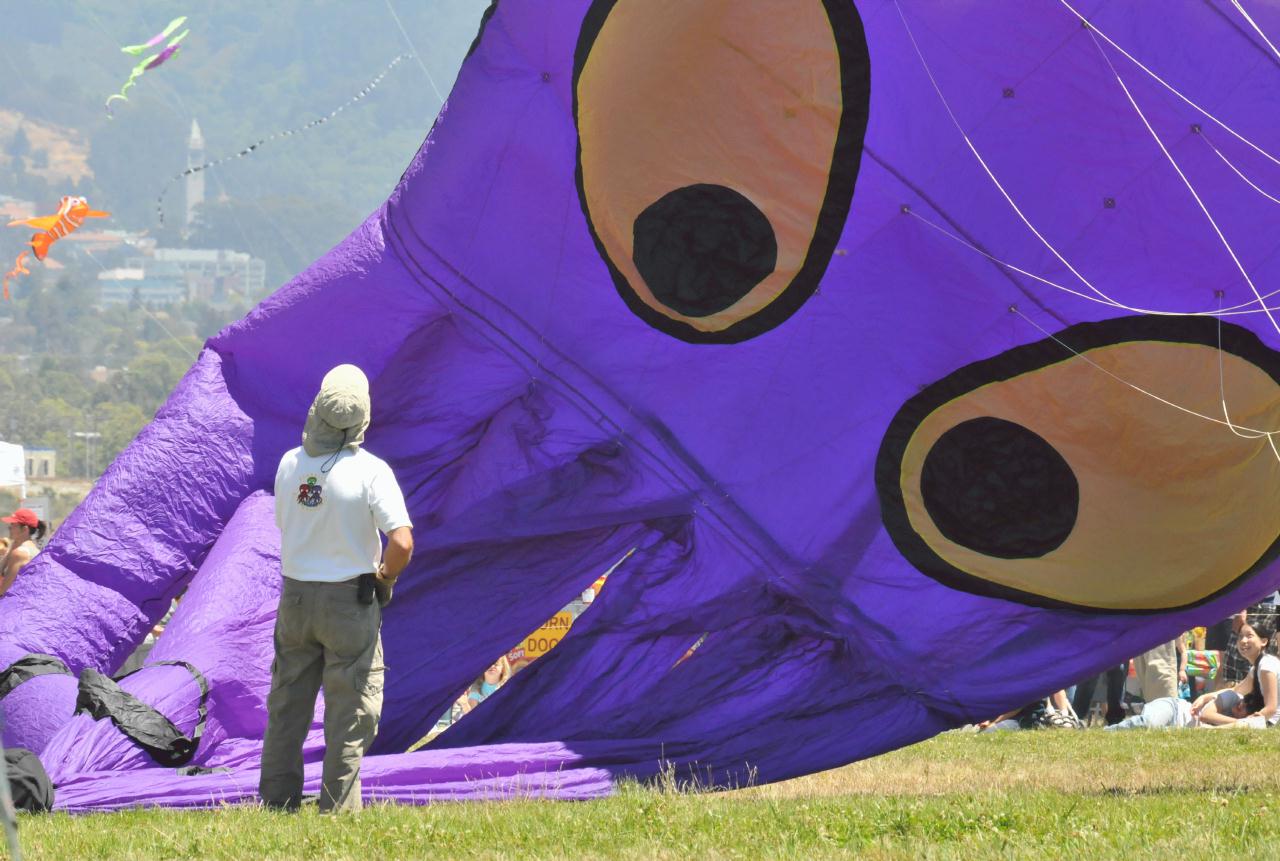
top-left (1, 0), bottom-right (489, 285)
top-left (0, 2), bottom-right (489, 489)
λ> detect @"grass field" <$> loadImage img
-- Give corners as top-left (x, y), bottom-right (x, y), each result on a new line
top-left (18, 728), bottom-right (1280, 860)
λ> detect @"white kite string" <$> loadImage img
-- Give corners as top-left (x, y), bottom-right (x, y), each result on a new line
top-left (903, 209), bottom-right (1280, 318)
top-left (1230, 0), bottom-right (1280, 64)
top-left (1201, 132), bottom-right (1280, 207)
top-left (896, 0), bottom-right (1280, 322)
top-left (1085, 29), bottom-right (1280, 339)
top-left (155, 54), bottom-right (408, 226)
top-left (1216, 294), bottom-right (1275, 447)
top-left (383, 0), bottom-right (446, 104)
top-left (893, 1), bottom-right (1127, 309)
top-left (1056, 0), bottom-right (1280, 171)
top-left (81, 248), bottom-right (199, 361)
top-left (1008, 306), bottom-right (1280, 459)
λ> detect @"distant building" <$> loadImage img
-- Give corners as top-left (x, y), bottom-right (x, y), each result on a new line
top-left (186, 119), bottom-right (205, 232)
top-left (25, 448), bottom-right (55, 479)
top-left (97, 266), bottom-right (187, 306)
top-left (97, 248), bottom-right (265, 306)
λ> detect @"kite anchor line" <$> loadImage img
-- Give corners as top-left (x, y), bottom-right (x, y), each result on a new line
top-left (155, 54), bottom-right (408, 226)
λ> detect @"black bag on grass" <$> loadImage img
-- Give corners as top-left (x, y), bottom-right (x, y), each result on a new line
top-left (5, 747), bottom-right (53, 813)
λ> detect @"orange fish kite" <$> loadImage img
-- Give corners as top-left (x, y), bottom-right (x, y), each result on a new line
top-left (4, 196), bottom-right (110, 298)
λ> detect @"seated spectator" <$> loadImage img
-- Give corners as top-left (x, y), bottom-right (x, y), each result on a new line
top-left (978, 690), bottom-right (1080, 731)
top-left (1105, 690), bottom-right (1245, 730)
top-left (460, 656), bottom-right (512, 715)
top-left (1192, 616), bottom-right (1278, 729)
top-left (0, 508), bottom-right (46, 597)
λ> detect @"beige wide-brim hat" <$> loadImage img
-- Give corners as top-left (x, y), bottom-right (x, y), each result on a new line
top-left (301, 364), bottom-right (371, 457)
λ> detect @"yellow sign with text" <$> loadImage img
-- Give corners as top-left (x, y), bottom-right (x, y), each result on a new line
top-left (508, 611), bottom-right (575, 670)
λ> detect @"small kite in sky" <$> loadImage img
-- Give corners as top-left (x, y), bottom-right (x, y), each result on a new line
top-left (105, 17), bottom-right (189, 116)
top-left (5, 196), bottom-right (110, 297)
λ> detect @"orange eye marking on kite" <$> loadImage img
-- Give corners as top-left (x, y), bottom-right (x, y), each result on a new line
top-left (877, 316), bottom-right (1280, 612)
top-left (573, 0), bottom-right (870, 343)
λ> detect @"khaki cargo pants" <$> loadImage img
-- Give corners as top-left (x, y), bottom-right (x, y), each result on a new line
top-left (259, 576), bottom-right (383, 813)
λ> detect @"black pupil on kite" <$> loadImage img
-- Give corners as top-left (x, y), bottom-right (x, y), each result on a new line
top-left (920, 417), bottom-right (1079, 559)
top-left (632, 183), bottom-right (777, 318)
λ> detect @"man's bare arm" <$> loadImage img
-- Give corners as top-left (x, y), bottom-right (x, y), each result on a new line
top-left (380, 527), bottom-right (414, 580)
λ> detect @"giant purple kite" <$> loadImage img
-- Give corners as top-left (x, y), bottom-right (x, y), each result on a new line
top-left (5, 0), bottom-right (1280, 810)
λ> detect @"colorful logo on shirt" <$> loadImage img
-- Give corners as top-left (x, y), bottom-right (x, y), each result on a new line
top-left (297, 476), bottom-right (323, 508)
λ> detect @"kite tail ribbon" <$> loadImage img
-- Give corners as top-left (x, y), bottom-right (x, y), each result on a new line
top-left (2, 252), bottom-right (30, 300)
top-left (144, 37), bottom-right (187, 71)
top-left (106, 29), bottom-right (188, 116)
top-left (105, 63), bottom-right (147, 115)
top-left (121, 17), bottom-right (187, 55)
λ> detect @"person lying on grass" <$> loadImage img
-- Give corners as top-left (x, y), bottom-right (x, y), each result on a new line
top-left (1190, 617), bottom-right (1278, 729)
top-left (1105, 689), bottom-right (1246, 730)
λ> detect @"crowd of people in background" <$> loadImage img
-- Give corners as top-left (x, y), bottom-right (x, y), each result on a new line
top-left (978, 599), bottom-right (1279, 732)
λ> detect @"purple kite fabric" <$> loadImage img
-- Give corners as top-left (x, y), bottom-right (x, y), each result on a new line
top-left (6, 0), bottom-right (1280, 809)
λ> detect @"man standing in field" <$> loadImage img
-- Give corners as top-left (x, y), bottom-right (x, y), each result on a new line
top-left (260, 364), bottom-right (414, 812)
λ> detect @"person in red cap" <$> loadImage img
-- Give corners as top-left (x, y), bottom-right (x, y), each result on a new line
top-left (0, 507), bottom-right (46, 597)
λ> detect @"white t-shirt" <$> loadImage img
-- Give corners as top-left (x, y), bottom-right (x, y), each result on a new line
top-left (274, 446), bottom-right (412, 582)
top-left (1254, 654), bottom-right (1280, 726)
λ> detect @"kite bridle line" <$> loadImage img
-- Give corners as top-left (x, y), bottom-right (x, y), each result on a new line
top-left (897, 0), bottom-right (1280, 457)
top-left (892, 0), bottom-right (1126, 311)
top-left (1007, 305), bottom-right (1280, 465)
top-left (902, 209), bottom-right (1280, 318)
top-left (1056, 0), bottom-right (1280, 172)
top-left (1228, 0), bottom-right (1280, 66)
top-left (896, 0), bottom-right (1280, 323)
top-left (1200, 131), bottom-right (1280, 208)
top-left (1084, 26), bottom-right (1280, 340)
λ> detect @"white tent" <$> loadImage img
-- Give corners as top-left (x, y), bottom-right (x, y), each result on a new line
top-left (0, 442), bottom-right (26, 498)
